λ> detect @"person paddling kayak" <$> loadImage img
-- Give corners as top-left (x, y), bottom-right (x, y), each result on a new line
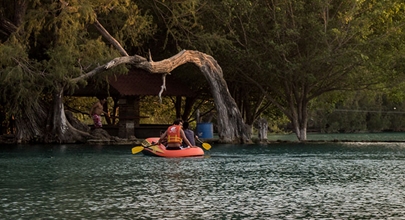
top-left (158, 119), bottom-right (193, 150)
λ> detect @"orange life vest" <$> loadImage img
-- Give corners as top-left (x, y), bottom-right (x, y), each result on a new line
top-left (167, 125), bottom-right (182, 144)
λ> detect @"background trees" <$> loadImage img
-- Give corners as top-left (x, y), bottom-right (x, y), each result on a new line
top-left (196, 0), bottom-right (405, 140)
top-left (1, 0), bottom-right (405, 143)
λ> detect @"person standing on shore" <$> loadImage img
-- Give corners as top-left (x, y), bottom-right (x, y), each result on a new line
top-left (90, 97), bottom-right (107, 128)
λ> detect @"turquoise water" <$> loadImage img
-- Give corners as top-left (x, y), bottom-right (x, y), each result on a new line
top-left (2, 136), bottom-right (405, 219)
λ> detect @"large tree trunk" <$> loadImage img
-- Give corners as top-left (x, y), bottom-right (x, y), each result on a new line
top-left (292, 118), bottom-right (308, 141)
top-left (48, 87), bottom-right (90, 143)
top-left (198, 57), bottom-right (249, 143)
top-left (289, 99), bottom-right (308, 141)
top-left (15, 100), bottom-right (48, 143)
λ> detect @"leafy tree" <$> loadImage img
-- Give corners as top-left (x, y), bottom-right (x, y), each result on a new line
top-left (0, 0), bottom-right (154, 142)
top-left (208, 0), bottom-right (405, 140)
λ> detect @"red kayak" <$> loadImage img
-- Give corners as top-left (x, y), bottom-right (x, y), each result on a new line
top-left (141, 137), bottom-right (205, 158)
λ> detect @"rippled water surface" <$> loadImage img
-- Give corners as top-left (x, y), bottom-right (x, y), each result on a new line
top-left (2, 142), bottom-right (405, 219)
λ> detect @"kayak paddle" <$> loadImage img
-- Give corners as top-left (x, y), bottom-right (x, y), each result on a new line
top-left (131, 146), bottom-right (144, 154)
top-left (131, 141), bottom-right (164, 154)
top-left (196, 138), bottom-right (212, 150)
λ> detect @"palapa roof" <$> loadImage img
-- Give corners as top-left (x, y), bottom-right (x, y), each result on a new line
top-left (108, 69), bottom-right (193, 96)
top-left (72, 68), bottom-right (194, 97)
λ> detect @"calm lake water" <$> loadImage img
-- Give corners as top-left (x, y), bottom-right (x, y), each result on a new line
top-left (2, 133), bottom-right (405, 219)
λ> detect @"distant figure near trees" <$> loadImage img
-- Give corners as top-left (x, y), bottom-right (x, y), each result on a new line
top-left (90, 97), bottom-right (107, 128)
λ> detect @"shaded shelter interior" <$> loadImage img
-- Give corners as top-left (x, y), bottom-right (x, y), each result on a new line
top-left (70, 68), bottom-right (195, 138)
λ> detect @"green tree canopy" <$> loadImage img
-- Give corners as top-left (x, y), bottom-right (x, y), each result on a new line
top-left (200, 0), bottom-right (405, 140)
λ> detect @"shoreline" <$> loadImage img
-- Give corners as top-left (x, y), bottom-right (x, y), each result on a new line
top-left (2, 132), bottom-right (405, 145)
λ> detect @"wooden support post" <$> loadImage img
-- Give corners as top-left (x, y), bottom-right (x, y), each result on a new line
top-left (117, 96), bottom-right (142, 138)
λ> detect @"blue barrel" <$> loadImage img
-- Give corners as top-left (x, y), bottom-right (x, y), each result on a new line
top-left (196, 123), bottom-right (213, 138)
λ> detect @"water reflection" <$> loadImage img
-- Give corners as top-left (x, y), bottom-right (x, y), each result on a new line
top-left (1, 143), bottom-right (405, 219)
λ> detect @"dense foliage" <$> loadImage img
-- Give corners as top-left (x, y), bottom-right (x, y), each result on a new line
top-left (1, 0), bottom-right (405, 142)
